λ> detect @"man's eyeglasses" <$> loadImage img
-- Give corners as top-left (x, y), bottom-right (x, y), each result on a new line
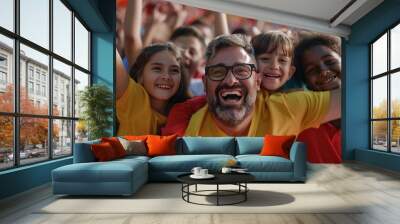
top-left (205, 63), bottom-right (256, 81)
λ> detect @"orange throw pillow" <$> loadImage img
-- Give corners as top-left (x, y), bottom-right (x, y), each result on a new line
top-left (91, 142), bottom-right (117, 161)
top-left (146, 134), bottom-right (177, 157)
top-left (260, 135), bottom-right (296, 159)
top-left (101, 137), bottom-right (126, 158)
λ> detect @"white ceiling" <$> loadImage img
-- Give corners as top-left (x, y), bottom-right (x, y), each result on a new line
top-left (227, 0), bottom-right (352, 22)
top-left (169, 0), bottom-right (384, 38)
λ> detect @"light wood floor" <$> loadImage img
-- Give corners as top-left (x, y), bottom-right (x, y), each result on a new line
top-left (1, 162), bottom-right (400, 224)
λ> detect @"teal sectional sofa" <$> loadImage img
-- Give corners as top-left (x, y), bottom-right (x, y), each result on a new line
top-left (52, 137), bottom-right (306, 196)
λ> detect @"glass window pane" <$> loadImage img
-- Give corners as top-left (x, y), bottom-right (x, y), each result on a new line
top-left (0, 0), bottom-right (14, 31)
top-left (391, 24), bottom-right (400, 70)
top-left (74, 17), bottom-right (89, 70)
top-left (20, 0), bottom-right (49, 49)
top-left (391, 120), bottom-right (400, 153)
top-left (372, 33), bottom-right (387, 76)
top-left (20, 44), bottom-right (49, 115)
top-left (0, 116), bottom-right (14, 170)
top-left (0, 35), bottom-right (14, 113)
top-left (53, 59), bottom-right (72, 117)
top-left (75, 120), bottom-right (88, 143)
top-left (74, 69), bottom-right (89, 118)
top-left (53, 0), bottom-right (72, 60)
top-left (372, 121), bottom-right (388, 151)
top-left (372, 77), bottom-right (387, 119)
top-left (53, 119), bottom-right (72, 158)
top-left (391, 72), bottom-right (400, 118)
top-left (20, 117), bottom-right (49, 165)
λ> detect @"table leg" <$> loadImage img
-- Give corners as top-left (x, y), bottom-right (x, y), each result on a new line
top-left (217, 184), bottom-right (219, 206)
top-left (181, 184), bottom-right (183, 200)
top-left (245, 183), bottom-right (247, 201)
top-left (195, 184), bottom-right (197, 192)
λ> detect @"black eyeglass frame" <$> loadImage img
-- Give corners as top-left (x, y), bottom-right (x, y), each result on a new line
top-left (205, 63), bottom-right (256, 81)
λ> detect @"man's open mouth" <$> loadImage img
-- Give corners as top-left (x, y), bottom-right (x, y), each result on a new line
top-left (218, 89), bottom-right (244, 106)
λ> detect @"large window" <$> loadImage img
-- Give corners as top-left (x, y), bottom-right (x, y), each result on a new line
top-left (0, 0), bottom-right (91, 171)
top-left (370, 22), bottom-right (400, 154)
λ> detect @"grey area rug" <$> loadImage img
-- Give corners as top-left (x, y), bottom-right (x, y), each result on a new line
top-left (38, 183), bottom-right (362, 214)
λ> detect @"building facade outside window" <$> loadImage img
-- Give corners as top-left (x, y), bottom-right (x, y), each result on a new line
top-left (0, 54), bottom-right (8, 91)
top-left (0, 0), bottom-right (91, 170)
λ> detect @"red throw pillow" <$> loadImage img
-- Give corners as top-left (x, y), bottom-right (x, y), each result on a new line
top-left (260, 135), bottom-right (296, 159)
top-left (146, 134), bottom-right (177, 157)
top-left (91, 142), bottom-right (117, 161)
top-left (101, 137), bottom-right (126, 158)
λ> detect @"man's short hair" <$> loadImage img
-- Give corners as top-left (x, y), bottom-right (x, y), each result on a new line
top-left (205, 34), bottom-right (255, 63)
top-left (170, 26), bottom-right (206, 47)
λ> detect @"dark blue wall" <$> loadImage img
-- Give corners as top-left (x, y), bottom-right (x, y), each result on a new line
top-left (344, 0), bottom-right (400, 171)
top-left (0, 0), bottom-right (115, 200)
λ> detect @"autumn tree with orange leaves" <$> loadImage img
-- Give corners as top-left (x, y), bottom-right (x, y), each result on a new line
top-left (0, 85), bottom-right (59, 151)
top-left (372, 99), bottom-right (400, 143)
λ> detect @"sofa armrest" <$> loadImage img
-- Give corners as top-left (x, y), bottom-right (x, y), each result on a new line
top-left (73, 140), bottom-right (100, 163)
top-left (289, 141), bottom-right (307, 181)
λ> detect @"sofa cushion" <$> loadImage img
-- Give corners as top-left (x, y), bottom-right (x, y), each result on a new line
top-left (118, 138), bottom-right (147, 156)
top-left (236, 137), bottom-right (264, 155)
top-left (177, 137), bottom-right (235, 155)
top-left (146, 134), bottom-right (178, 156)
top-left (101, 137), bottom-right (127, 158)
top-left (260, 135), bottom-right (296, 159)
top-left (236, 155), bottom-right (293, 172)
top-left (91, 142), bottom-right (118, 161)
top-left (52, 159), bottom-right (146, 183)
top-left (115, 155), bottom-right (150, 163)
top-left (148, 154), bottom-right (235, 172)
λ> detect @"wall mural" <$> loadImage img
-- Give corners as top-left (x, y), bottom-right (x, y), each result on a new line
top-left (115, 0), bottom-right (342, 163)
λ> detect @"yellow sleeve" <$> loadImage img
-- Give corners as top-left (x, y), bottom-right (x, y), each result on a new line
top-left (116, 78), bottom-right (148, 123)
top-left (282, 91), bottom-right (330, 131)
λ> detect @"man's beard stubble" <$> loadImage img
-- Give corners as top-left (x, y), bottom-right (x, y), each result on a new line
top-left (208, 82), bottom-right (256, 127)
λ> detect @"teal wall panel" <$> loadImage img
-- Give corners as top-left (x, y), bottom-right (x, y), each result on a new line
top-left (92, 32), bottom-right (115, 135)
top-left (355, 149), bottom-right (400, 172)
top-left (0, 158), bottom-right (72, 199)
top-left (66, 0), bottom-right (110, 32)
top-left (343, 44), bottom-right (369, 159)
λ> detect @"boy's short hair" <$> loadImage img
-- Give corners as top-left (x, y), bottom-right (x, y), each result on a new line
top-left (205, 34), bottom-right (255, 63)
top-left (294, 34), bottom-right (341, 78)
top-left (251, 31), bottom-right (294, 58)
top-left (170, 26), bottom-right (206, 47)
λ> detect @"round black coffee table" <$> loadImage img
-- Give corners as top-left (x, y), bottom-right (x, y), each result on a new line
top-left (177, 173), bottom-right (255, 206)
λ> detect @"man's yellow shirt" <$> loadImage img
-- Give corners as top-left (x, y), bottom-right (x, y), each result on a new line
top-left (184, 90), bottom-right (330, 137)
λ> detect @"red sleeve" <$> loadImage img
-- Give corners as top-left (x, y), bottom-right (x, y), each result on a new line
top-left (161, 96), bottom-right (207, 136)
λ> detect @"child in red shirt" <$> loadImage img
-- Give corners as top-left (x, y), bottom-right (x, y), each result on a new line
top-left (294, 34), bottom-right (342, 163)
